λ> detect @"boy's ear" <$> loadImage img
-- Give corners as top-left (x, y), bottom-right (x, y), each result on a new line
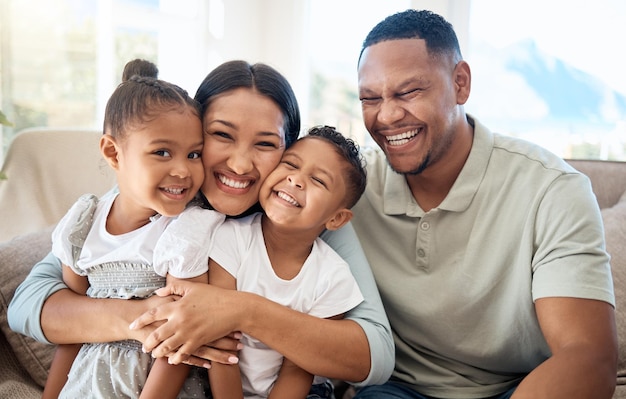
top-left (100, 134), bottom-right (120, 169)
top-left (325, 209), bottom-right (353, 231)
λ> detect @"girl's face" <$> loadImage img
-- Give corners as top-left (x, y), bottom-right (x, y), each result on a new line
top-left (107, 108), bottom-right (204, 228)
top-left (201, 87), bottom-right (286, 216)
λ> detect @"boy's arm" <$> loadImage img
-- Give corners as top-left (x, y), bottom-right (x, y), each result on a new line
top-left (208, 258), bottom-right (244, 399)
top-left (42, 344), bottom-right (82, 399)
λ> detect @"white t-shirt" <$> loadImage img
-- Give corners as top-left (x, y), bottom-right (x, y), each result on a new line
top-left (210, 213), bottom-right (364, 398)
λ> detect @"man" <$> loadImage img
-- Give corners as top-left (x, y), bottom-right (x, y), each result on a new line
top-left (350, 9), bottom-right (617, 399)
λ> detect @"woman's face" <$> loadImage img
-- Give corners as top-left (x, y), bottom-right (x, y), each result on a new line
top-left (201, 87), bottom-right (286, 216)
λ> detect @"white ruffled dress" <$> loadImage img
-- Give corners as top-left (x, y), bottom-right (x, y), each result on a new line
top-left (52, 192), bottom-right (224, 398)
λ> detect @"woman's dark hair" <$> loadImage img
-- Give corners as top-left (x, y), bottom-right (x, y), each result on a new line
top-left (194, 60), bottom-right (301, 148)
top-left (358, 9), bottom-right (462, 65)
top-left (104, 76), bottom-right (201, 139)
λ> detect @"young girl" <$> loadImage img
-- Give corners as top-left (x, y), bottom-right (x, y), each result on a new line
top-left (43, 74), bottom-right (223, 398)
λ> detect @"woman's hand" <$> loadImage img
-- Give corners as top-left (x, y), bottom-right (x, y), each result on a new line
top-left (130, 280), bottom-right (243, 366)
top-left (177, 333), bottom-right (242, 368)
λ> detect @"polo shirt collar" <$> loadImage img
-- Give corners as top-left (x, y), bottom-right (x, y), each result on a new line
top-left (382, 115), bottom-right (494, 216)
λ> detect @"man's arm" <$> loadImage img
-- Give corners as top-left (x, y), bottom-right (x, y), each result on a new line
top-left (513, 297), bottom-right (617, 399)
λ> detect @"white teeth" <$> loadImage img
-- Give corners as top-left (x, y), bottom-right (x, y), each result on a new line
top-left (219, 174), bottom-right (251, 189)
top-left (277, 191), bottom-right (300, 207)
top-left (163, 187), bottom-right (184, 195)
top-left (386, 129), bottom-right (419, 146)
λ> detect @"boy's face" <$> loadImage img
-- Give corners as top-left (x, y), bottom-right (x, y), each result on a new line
top-left (259, 137), bottom-right (350, 232)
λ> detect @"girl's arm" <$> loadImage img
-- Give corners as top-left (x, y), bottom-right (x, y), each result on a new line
top-left (62, 263), bottom-right (88, 295)
top-left (42, 343), bottom-right (82, 399)
top-left (41, 264), bottom-right (89, 399)
top-left (269, 315), bottom-right (344, 399)
top-left (268, 358), bottom-right (313, 399)
top-left (134, 223), bottom-right (394, 384)
top-left (207, 259), bottom-right (244, 399)
top-left (139, 357), bottom-right (191, 399)
top-left (141, 272), bottom-right (209, 399)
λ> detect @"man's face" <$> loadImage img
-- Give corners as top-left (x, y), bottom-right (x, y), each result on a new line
top-left (357, 38), bottom-right (466, 175)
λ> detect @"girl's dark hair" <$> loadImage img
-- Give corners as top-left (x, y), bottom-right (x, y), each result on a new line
top-left (122, 59), bottom-right (159, 82)
top-left (104, 76), bottom-right (201, 138)
top-left (194, 60), bottom-right (301, 148)
top-left (358, 9), bottom-right (462, 65)
top-left (305, 125), bottom-right (366, 209)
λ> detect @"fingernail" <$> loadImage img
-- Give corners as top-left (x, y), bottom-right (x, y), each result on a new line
top-left (233, 332), bottom-right (242, 339)
top-left (203, 362), bottom-right (211, 369)
top-left (129, 321), bottom-right (137, 330)
top-left (228, 356), bottom-right (239, 364)
top-left (236, 343), bottom-right (244, 350)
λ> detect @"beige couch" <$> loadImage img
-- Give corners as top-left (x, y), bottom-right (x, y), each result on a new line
top-left (0, 128), bottom-right (625, 398)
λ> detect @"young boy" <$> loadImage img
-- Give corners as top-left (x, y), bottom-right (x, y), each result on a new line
top-left (208, 125), bottom-right (367, 399)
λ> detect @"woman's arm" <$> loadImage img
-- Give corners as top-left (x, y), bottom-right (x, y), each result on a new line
top-left (320, 222), bottom-right (395, 385)
top-left (7, 252), bottom-right (172, 344)
top-left (134, 223), bottom-right (394, 384)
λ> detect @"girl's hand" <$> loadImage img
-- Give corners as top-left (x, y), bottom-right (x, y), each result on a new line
top-left (130, 280), bottom-right (243, 366)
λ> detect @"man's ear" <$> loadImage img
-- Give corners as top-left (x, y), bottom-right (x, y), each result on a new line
top-left (454, 60), bottom-right (471, 105)
top-left (100, 134), bottom-right (120, 170)
top-left (325, 209), bottom-right (353, 231)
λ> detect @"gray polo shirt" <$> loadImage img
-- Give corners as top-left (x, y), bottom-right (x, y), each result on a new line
top-left (351, 115), bottom-right (614, 398)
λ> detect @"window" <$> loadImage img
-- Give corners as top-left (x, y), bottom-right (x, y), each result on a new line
top-left (306, 0), bottom-right (626, 160)
top-left (466, 0), bottom-right (626, 160)
top-left (2, 0), bottom-right (624, 163)
top-left (0, 0), bottom-right (211, 160)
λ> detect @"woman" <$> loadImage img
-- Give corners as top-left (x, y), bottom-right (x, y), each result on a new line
top-left (8, 60), bottom-right (394, 393)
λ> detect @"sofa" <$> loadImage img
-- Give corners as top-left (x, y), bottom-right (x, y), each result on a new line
top-left (0, 128), bottom-right (625, 398)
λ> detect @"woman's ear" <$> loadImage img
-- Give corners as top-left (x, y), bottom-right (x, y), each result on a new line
top-left (324, 209), bottom-right (354, 231)
top-left (100, 134), bottom-right (120, 170)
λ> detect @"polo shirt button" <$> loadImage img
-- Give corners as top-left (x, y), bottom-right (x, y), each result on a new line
top-left (420, 221), bottom-right (430, 230)
top-left (417, 248), bottom-right (426, 257)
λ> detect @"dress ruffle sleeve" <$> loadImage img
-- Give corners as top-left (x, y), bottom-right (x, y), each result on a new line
top-left (50, 193), bottom-right (99, 275)
top-left (153, 206), bottom-right (225, 279)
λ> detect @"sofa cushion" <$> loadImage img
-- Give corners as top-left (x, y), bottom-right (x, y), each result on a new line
top-left (0, 228), bottom-right (56, 388)
top-left (602, 190), bottom-right (626, 385)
